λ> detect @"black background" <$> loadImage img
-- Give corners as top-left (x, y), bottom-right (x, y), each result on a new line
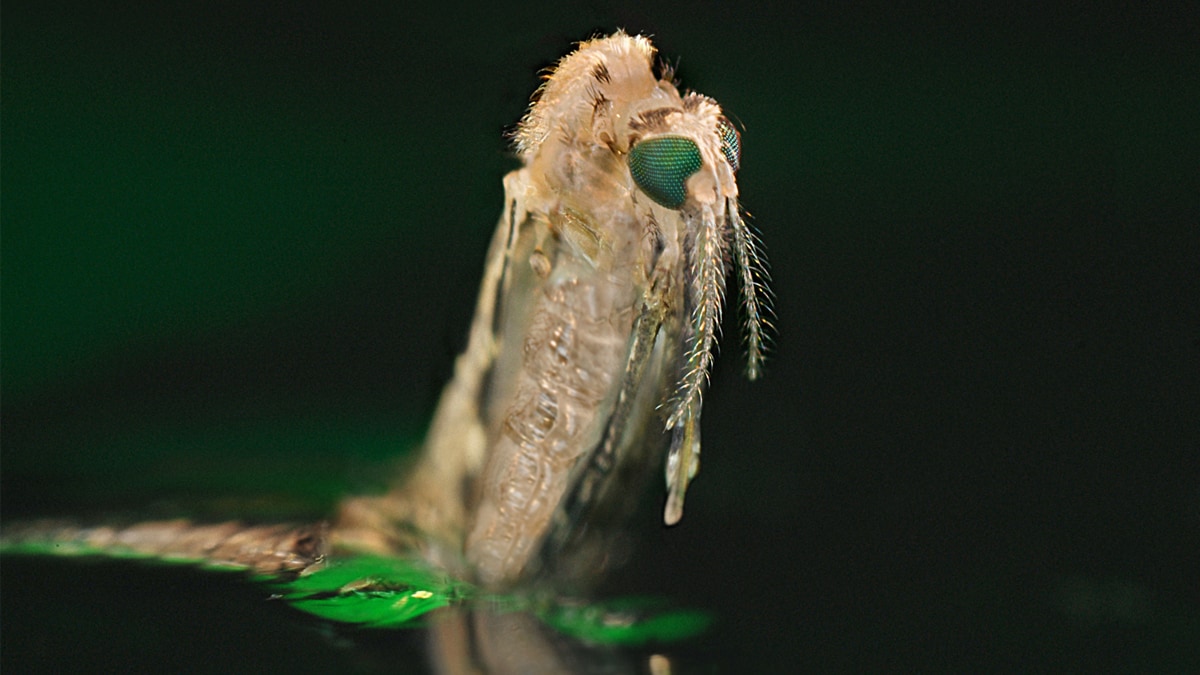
top-left (3, 1), bottom-right (1198, 671)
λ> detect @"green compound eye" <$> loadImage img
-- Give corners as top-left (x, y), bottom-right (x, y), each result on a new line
top-left (717, 120), bottom-right (741, 173)
top-left (627, 136), bottom-right (703, 209)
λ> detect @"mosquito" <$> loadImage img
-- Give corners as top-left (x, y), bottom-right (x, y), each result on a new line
top-left (4, 31), bottom-right (772, 595)
top-left (338, 31), bottom-right (772, 588)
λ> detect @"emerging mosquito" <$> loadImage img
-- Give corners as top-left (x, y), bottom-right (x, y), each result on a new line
top-left (4, 32), bottom-right (771, 595)
top-left (338, 31), bottom-right (772, 588)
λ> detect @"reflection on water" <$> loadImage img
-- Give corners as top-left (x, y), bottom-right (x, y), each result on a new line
top-left (427, 608), bottom-right (641, 675)
top-left (1, 555), bottom-right (697, 673)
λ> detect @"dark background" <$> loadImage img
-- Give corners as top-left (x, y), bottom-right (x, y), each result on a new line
top-left (3, 1), bottom-right (1198, 672)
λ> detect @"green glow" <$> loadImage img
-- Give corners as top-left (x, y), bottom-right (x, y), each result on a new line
top-left (278, 556), bottom-right (468, 628)
top-left (274, 555), bottom-right (713, 642)
top-left (540, 596), bottom-right (714, 645)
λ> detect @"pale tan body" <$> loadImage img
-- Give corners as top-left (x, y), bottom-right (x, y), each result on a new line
top-left (339, 36), bottom-right (691, 587)
top-left (337, 33), bottom-right (767, 589)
